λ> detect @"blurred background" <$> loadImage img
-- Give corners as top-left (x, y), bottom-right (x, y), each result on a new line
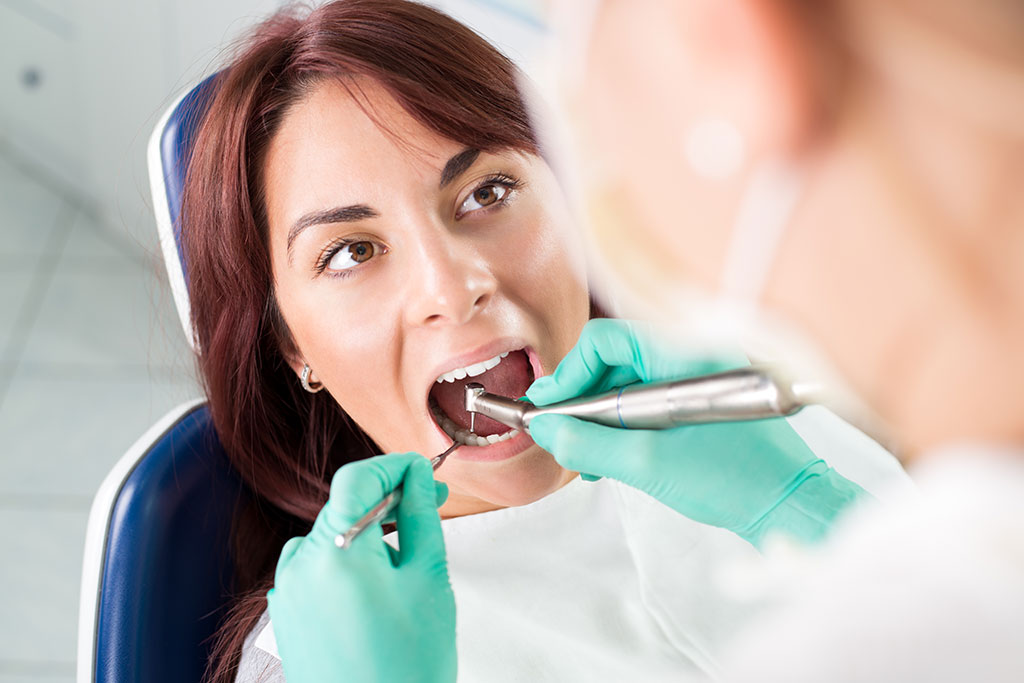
top-left (0, 1), bottom-right (540, 680)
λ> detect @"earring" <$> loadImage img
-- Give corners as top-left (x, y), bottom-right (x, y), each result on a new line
top-left (684, 117), bottom-right (746, 180)
top-left (300, 364), bottom-right (324, 394)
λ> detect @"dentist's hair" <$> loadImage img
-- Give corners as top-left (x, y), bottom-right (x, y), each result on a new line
top-left (179, 1), bottom-right (538, 680)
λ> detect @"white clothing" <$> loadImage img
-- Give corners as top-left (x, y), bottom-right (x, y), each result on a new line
top-left (723, 447), bottom-right (1024, 683)
top-left (238, 408), bottom-right (910, 682)
top-left (251, 478), bottom-right (763, 682)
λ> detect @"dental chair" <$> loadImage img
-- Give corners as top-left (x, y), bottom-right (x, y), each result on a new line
top-left (76, 74), bottom-right (245, 683)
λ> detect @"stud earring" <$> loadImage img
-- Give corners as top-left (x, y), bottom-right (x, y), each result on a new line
top-left (683, 117), bottom-right (746, 180)
top-left (300, 364), bottom-right (324, 393)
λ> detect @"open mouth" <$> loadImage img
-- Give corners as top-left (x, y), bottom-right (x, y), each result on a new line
top-left (428, 348), bottom-right (536, 447)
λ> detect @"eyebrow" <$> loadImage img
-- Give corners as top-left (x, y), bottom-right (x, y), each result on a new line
top-left (287, 204), bottom-right (378, 254)
top-left (286, 147), bottom-right (482, 257)
top-left (439, 148), bottom-right (480, 188)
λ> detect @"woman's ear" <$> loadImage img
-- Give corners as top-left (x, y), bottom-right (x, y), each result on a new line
top-left (286, 355), bottom-right (307, 382)
top-left (289, 355), bottom-right (325, 394)
top-left (279, 336), bottom-right (312, 385)
top-left (266, 294), bottom-right (310, 384)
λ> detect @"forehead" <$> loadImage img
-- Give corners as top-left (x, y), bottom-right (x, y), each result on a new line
top-left (263, 78), bottom-right (461, 220)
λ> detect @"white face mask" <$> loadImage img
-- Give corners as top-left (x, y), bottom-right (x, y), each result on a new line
top-left (577, 151), bottom-right (894, 450)
top-left (583, 158), bottom-right (824, 370)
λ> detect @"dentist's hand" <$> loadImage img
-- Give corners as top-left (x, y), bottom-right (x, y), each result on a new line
top-left (528, 319), bottom-right (865, 548)
top-left (267, 453), bottom-right (456, 683)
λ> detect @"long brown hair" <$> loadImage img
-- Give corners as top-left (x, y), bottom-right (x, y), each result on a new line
top-left (179, 2), bottom-right (538, 680)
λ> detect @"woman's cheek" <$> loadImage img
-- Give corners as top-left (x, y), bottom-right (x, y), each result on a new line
top-left (311, 313), bottom-right (397, 409)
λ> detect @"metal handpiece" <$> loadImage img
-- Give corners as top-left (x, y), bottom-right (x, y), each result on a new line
top-left (464, 367), bottom-right (822, 434)
top-left (334, 442), bottom-right (458, 550)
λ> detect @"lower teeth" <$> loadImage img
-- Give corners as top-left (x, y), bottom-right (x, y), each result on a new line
top-left (430, 400), bottom-right (519, 447)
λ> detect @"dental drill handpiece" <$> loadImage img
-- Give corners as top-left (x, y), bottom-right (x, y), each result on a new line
top-left (334, 442), bottom-right (458, 550)
top-left (463, 367), bottom-right (822, 433)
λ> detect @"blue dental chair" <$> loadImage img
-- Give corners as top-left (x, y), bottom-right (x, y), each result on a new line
top-left (76, 74), bottom-right (244, 683)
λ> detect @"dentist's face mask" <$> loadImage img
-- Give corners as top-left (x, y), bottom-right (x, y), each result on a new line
top-left (528, 0), bottom-right (883, 438)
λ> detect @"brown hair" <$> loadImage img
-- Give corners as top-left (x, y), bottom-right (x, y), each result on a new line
top-left (179, 2), bottom-right (538, 680)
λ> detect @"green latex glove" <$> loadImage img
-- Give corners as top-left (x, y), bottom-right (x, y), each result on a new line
top-left (267, 453), bottom-right (456, 683)
top-left (527, 319), bottom-right (866, 548)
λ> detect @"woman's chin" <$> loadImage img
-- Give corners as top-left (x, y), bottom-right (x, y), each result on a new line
top-left (437, 444), bottom-right (576, 517)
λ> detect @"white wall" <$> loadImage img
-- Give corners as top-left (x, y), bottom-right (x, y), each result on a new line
top-left (1, 0), bottom-right (289, 251)
top-left (0, 0), bottom-right (545, 253)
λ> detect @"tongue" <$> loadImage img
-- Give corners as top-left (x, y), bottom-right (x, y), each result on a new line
top-left (431, 350), bottom-right (533, 437)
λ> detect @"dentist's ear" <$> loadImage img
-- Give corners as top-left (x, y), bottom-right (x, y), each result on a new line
top-left (666, 0), bottom-right (831, 158)
top-left (581, 0), bottom-right (829, 161)
top-left (560, 0), bottom-right (839, 296)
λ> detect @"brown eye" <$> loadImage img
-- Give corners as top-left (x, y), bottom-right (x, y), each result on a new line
top-left (473, 185), bottom-right (499, 207)
top-left (325, 240), bottom-right (382, 272)
top-left (348, 241), bottom-right (374, 263)
top-left (459, 181), bottom-right (512, 215)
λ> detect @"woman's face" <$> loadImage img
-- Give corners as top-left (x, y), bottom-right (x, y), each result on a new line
top-left (263, 79), bottom-right (591, 516)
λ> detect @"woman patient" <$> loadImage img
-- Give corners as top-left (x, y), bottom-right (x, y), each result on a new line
top-left (180, 1), bottom-right (906, 681)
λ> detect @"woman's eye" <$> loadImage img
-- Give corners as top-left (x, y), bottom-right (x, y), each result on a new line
top-left (459, 183), bottom-right (511, 215)
top-left (327, 241), bottom-right (378, 271)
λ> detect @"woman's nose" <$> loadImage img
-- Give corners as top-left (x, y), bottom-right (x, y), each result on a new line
top-left (404, 240), bottom-right (497, 327)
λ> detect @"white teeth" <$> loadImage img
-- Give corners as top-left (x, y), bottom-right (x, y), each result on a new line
top-left (430, 398), bottom-right (519, 447)
top-left (435, 351), bottom-right (511, 384)
top-left (464, 354), bottom-right (501, 378)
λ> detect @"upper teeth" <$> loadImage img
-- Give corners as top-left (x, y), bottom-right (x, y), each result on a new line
top-left (435, 351), bottom-right (509, 383)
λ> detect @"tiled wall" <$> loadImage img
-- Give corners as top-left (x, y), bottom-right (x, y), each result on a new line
top-left (0, 152), bottom-right (199, 681)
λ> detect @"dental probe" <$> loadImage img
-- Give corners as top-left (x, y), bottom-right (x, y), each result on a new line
top-left (463, 366), bottom-right (823, 433)
top-left (334, 441), bottom-right (458, 550)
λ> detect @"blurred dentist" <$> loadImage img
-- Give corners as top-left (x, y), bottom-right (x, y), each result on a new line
top-left (528, 0), bottom-right (1024, 680)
